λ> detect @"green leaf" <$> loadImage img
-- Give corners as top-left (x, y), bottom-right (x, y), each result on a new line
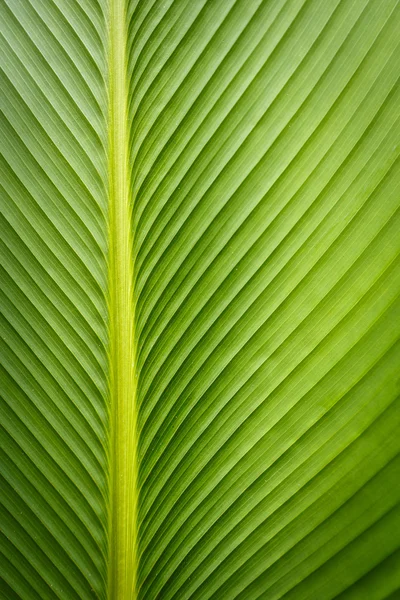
top-left (1, 1), bottom-right (400, 599)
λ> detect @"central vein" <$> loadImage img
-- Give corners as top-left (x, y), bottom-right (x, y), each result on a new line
top-left (109, 0), bottom-right (137, 597)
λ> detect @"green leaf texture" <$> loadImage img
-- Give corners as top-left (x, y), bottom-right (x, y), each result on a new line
top-left (1, 1), bottom-right (400, 599)
top-left (0, 0), bottom-right (110, 598)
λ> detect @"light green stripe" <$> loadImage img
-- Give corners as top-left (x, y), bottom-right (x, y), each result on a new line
top-left (108, 0), bottom-right (137, 597)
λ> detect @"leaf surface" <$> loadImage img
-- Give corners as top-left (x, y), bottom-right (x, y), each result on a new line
top-left (1, 1), bottom-right (400, 599)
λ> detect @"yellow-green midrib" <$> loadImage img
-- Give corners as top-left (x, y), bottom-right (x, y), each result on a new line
top-left (108, 0), bottom-right (137, 597)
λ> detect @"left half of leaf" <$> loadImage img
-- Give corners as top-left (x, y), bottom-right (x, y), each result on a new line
top-left (0, 1), bottom-right (111, 598)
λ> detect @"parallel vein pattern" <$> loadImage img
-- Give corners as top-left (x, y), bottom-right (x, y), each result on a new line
top-left (0, 1), bottom-right (110, 598)
top-left (1, 0), bottom-right (400, 599)
top-left (128, 1), bottom-right (400, 598)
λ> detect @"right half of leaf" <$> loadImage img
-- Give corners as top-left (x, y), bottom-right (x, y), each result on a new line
top-left (128, 1), bottom-right (400, 599)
